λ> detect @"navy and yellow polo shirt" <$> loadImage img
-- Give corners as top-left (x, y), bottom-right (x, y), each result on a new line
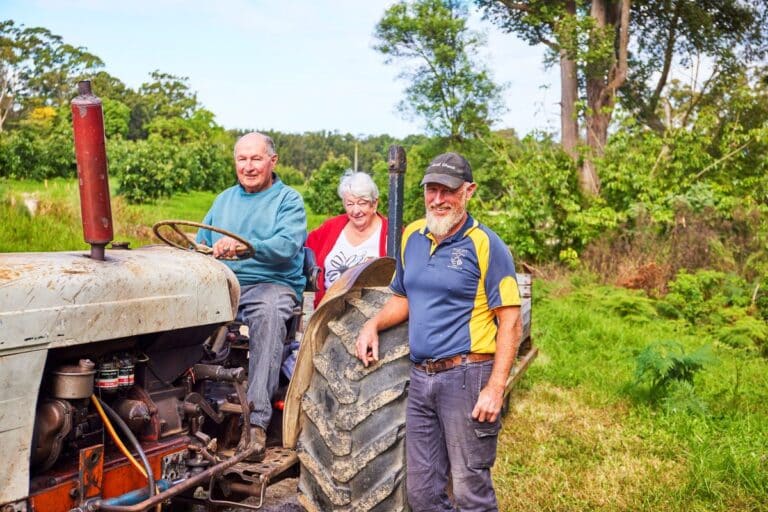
top-left (390, 214), bottom-right (521, 363)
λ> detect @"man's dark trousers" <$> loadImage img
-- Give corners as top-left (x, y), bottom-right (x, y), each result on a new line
top-left (406, 359), bottom-right (501, 511)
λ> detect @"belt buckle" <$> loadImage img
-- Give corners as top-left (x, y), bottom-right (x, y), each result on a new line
top-left (424, 359), bottom-right (438, 375)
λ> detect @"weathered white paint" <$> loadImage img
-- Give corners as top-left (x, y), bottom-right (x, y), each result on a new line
top-left (0, 245), bottom-right (240, 504)
top-left (0, 350), bottom-right (48, 505)
top-left (0, 246), bottom-right (239, 350)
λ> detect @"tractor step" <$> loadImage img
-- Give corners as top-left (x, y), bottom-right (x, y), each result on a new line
top-left (207, 447), bottom-right (299, 509)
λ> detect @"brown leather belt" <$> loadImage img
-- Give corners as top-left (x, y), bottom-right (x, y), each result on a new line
top-left (414, 353), bottom-right (494, 375)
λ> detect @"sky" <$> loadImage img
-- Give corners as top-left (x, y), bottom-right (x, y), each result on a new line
top-left (2, 0), bottom-right (561, 138)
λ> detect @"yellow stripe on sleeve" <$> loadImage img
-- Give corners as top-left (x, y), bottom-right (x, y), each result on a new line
top-left (499, 276), bottom-right (522, 306)
top-left (467, 228), bottom-right (496, 354)
top-left (400, 219), bottom-right (427, 269)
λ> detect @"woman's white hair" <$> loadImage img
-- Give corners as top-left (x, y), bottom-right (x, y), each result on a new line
top-left (337, 171), bottom-right (379, 202)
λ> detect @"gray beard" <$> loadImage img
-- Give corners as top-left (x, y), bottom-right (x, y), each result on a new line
top-left (426, 207), bottom-right (465, 238)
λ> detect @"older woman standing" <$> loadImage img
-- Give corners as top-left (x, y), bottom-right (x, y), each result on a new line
top-left (306, 171), bottom-right (388, 307)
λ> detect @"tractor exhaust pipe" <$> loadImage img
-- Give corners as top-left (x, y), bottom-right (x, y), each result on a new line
top-left (71, 80), bottom-right (114, 261)
top-left (386, 145), bottom-right (406, 257)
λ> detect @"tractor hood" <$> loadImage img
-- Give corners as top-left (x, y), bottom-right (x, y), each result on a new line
top-left (0, 245), bottom-right (240, 353)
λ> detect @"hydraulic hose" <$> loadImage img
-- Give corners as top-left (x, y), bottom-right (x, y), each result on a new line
top-left (92, 396), bottom-right (155, 500)
top-left (90, 395), bottom-right (147, 479)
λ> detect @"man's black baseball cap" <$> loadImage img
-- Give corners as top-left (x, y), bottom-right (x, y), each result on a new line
top-left (420, 152), bottom-right (473, 189)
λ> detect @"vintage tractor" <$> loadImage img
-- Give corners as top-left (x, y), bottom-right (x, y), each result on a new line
top-left (0, 82), bottom-right (536, 511)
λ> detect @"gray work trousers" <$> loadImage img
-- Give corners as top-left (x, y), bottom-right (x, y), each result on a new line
top-left (406, 360), bottom-right (501, 512)
top-left (236, 283), bottom-right (297, 429)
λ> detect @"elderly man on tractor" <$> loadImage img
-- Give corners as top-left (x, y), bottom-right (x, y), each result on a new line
top-left (196, 131), bottom-right (307, 461)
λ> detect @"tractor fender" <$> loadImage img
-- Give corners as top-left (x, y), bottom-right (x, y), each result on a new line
top-left (282, 257), bottom-right (396, 448)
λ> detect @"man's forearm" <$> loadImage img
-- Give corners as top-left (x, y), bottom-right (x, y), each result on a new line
top-left (368, 294), bottom-right (409, 331)
top-left (487, 307), bottom-right (522, 392)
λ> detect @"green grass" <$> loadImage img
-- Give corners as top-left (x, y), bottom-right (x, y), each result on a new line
top-left (0, 178), bottom-right (325, 252)
top-left (496, 276), bottom-right (768, 511)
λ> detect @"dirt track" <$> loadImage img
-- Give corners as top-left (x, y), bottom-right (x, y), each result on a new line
top-left (229, 477), bottom-right (302, 511)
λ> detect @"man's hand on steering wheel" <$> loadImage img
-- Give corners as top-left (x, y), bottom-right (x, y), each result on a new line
top-left (152, 220), bottom-right (255, 260)
top-left (212, 236), bottom-right (249, 259)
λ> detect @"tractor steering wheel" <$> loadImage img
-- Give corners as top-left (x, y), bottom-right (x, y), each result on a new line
top-left (152, 220), bottom-right (256, 260)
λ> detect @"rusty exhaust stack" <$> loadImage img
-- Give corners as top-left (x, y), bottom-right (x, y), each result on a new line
top-left (386, 145), bottom-right (406, 257)
top-left (71, 80), bottom-right (113, 260)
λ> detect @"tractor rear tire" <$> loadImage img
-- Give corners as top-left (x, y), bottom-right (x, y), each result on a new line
top-left (297, 286), bottom-right (411, 511)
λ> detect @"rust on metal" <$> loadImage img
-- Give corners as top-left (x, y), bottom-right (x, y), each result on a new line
top-left (95, 445), bottom-right (258, 511)
top-left (78, 444), bottom-right (104, 504)
top-left (70, 80), bottom-right (113, 259)
top-left (29, 436), bottom-right (189, 511)
top-left (208, 447), bottom-right (299, 509)
top-left (387, 145), bottom-right (406, 174)
top-left (31, 399), bottom-right (73, 472)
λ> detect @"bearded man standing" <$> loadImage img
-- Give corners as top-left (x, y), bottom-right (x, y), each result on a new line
top-left (355, 152), bottom-right (522, 511)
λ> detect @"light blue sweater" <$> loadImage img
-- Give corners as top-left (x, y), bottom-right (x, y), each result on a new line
top-left (196, 176), bottom-right (307, 298)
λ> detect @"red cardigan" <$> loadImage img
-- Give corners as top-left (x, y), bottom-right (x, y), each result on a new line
top-left (306, 213), bottom-right (388, 307)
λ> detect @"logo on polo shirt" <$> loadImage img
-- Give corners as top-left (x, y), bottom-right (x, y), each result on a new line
top-left (449, 248), bottom-right (466, 269)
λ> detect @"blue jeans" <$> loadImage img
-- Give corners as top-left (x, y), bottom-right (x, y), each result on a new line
top-left (406, 360), bottom-right (500, 512)
top-left (236, 283), bottom-right (297, 429)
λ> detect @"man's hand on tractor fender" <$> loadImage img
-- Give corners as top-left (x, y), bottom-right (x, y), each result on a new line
top-left (472, 383), bottom-right (505, 423)
top-left (355, 321), bottom-right (380, 367)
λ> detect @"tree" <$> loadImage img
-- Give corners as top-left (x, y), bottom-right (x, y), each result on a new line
top-left (374, 0), bottom-right (504, 142)
top-left (477, 0), bottom-right (629, 195)
top-left (89, 70), bottom-right (131, 103)
top-left (304, 155), bottom-right (352, 215)
top-left (0, 20), bottom-right (103, 131)
top-left (477, 1), bottom-right (767, 196)
top-left (128, 70), bottom-right (200, 139)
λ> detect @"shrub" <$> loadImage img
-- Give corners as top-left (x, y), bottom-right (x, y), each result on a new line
top-left (108, 137), bottom-right (232, 203)
top-left (717, 314), bottom-right (768, 354)
top-left (181, 140), bottom-right (232, 192)
top-left (276, 164), bottom-right (305, 186)
top-left (633, 340), bottom-right (715, 402)
top-left (662, 270), bottom-right (750, 324)
top-left (661, 380), bottom-right (708, 415)
top-left (304, 155), bottom-right (350, 215)
top-left (113, 139), bottom-right (190, 203)
top-left (608, 295), bottom-right (659, 323)
top-left (0, 129), bottom-right (75, 180)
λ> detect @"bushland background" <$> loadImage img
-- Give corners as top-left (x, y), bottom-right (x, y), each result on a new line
top-left (2, 2), bottom-right (767, 510)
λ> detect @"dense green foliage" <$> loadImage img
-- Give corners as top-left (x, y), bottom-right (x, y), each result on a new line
top-left (476, 1), bottom-right (768, 194)
top-left (303, 155), bottom-right (351, 216)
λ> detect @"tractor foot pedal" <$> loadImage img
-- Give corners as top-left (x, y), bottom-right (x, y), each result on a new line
top-left (207, 447), bottom-right (298, 509)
